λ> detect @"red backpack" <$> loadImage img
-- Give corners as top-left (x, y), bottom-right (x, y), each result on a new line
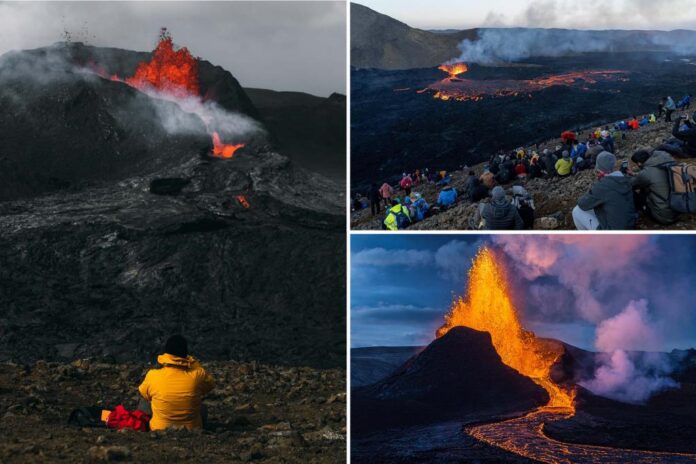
top-left (106, 405), bottom-right (150, 432)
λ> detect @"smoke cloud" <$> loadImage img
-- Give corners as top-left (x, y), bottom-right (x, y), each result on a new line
top-left (580, 300), bottom-right (678, 403)
top-left (452, 28), bottom-right (696, 65)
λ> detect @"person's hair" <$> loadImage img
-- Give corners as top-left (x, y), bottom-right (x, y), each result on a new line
top-left (164, 334), bottom-right (188, 358)
top-left (391, 198), bottom-right (400, 206)
top-left (469, 170), bottom-right (475, 176)
top-left (631, 150), bottom-right (651, 165)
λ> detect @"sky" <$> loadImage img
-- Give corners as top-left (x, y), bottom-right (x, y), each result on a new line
top-left (351, 234), bottom-right (696, 352)
top-left (0, 1), bottom-right (346, 97)
top-left (356, 0), bottom-right (696, 31)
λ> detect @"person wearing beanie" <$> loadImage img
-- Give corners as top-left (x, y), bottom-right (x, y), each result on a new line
top-left (474, 186), bottom-right (524, 230)
top-left (573, 151), bottom-right (636, 230)
top-left (555, 150), bottom-right (573, 177)
top-left (630, 149), bottom-right (678, 224)
top-left (138, 335), bottom-right (215, 431)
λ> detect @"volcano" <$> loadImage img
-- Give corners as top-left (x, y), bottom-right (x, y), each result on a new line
top-left (351, 326), bottom-right (549, 435)
top-left (0, 39), bottom-right (345, 368)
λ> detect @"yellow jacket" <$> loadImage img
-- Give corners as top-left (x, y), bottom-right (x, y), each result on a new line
top-left (555, 158), bottom-right (573, 176)
top-left (383, 204), bottom-right (411, 231)
top-left (138, 354), bottom-right (215, 431)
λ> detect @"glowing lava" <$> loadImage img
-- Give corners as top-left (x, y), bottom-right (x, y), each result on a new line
top-left (437, 247), bottom-right (575, 410)
top-left (438, 62), bottom-right (469, 79)
top-left (103, 28), bottom-right (245, 159)
top-left (212, 132), bottom-right (245, 159)
top-left (124, 28), bottom-right (199, 99)
top-left (425, 69), bottom-right (628, 102)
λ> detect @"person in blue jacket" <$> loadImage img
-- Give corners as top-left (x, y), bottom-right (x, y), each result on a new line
top-left (677, 94), bottom-right (692, 110)
top-left (437, 186), bottom-right (458, 209)
top-left (411, 194), bottom-right (430, 222)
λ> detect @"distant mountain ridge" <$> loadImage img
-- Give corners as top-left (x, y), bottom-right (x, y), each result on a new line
top-left (351, 2), bottom-right (696, 70)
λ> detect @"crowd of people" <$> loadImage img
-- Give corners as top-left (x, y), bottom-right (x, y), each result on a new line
top-left (352, 95), bottom-right (696, 230)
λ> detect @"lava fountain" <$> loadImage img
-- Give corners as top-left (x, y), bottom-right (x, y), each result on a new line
top-left (437, 247), bottom-right (575, 410)
top-left (107, 28), bottom-right (245, 158)
top-left (438, 62), bottom-right (469, 80)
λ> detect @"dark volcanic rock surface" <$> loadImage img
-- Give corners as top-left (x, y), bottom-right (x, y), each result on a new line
top-left (245, 88), bottom-right (346, 179)
top-left (351, 327), bottom-right (548, 434)
top-left (0, 360), bottom-right (345, 463)
top-left (351, 53), bottom-right (696, 190)
top-left (0, 44), bottom-right (345, 370)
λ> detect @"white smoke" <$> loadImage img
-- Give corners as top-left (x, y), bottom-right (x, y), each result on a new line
top-left (452, 28), bottom-right (696, 65)
top-left (139, 89), bottom-right (263, 139)
top-left (580, 300), bottom-right (678, 403)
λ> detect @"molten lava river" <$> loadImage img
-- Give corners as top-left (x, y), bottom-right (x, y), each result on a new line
top-left (437, 248), bottom-right (696, 463)
top-left (419, 62), bottom-right (629, 102)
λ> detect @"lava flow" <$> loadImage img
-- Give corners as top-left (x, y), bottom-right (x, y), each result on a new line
top-left (437, 247), bottom-right (575, 410)
top-left (106, 28), bottom-right (245, 159)
top-left (424, 67), bottom-right (628, 102)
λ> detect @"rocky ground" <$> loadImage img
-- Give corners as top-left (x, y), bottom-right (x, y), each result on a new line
top-left (352, 116), bottom-right (696, 230)
top-left (0, 359), bottom-right (345, 463)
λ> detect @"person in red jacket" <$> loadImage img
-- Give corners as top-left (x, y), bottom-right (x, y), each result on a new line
top-left (514, 161), bottom-right (527, 178)
top-left (400, 173), bottom-right (413, 196)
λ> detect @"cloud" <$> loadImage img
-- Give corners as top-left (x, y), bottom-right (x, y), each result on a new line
top-left (352, 247), bottom-right (434, 267)
top-left (0, 1), bottom-right (345, 97)
top-left (352, 304), bottom-right (443, 324)
top-left (434, 239), bottom-right (483, 282)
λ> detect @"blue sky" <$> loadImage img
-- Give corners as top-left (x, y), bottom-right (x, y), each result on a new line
top-left (356, 0), bottom-right (696, 31)
top-left (351, 234), bottom-right (696, 352)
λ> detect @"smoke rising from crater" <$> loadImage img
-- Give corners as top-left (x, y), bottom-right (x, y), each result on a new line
top-left (451, 28), bottom-right (696, 65)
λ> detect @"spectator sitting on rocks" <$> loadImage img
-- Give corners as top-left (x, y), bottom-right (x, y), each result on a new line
top-left (662, 113), bottom-right (696, 158)
top-left (138, 335), bottom-right (215, 431)
top-left (383, 199), bottom-right (411, 230)
top-left (411, 193), bottom-right (430, 222)
top-left (630, 149), bottom-right (678, 225)
top-left (555, 151), bottom-right (573, 177)
top-left (437, 185), bottom-right (458, 210)
top-left (473, 186), bottom-right (524, 230)
top-left (572, 151), bottom-right (636, 230)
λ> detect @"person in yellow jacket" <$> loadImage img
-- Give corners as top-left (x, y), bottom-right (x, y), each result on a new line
top-left (383, 200), bottom-right (411, 230)
top-left (555, 151), bottom-right (573, 177)
top-left (138, 335), bottom-right (215, 431)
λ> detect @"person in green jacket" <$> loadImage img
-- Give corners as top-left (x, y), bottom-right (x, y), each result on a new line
top-left (383, 200), bottom-right (411, 231)
top-left (572, 152), bottom-right (637, 230)
top-left (630, 149), bottom-right (678, 224)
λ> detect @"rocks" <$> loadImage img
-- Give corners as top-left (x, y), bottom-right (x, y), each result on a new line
top-left (0, 360), bottom-right (345, 463)
top-left (87, 445), bottom-right (131, 462)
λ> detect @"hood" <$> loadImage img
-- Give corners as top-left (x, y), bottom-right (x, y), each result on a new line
top-left (491, 199), bottom-right (512, 218)
top-left (599, 175), bottom-right (633, 194)
top-left (157, 353), bottom-right (196, 368)
top-left (646, 150), bottom-right (674, 167)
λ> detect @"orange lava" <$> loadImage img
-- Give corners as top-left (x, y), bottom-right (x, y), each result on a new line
top-left (427, 69), bottom-right (628, 102)
top-left (100, 28), bottom-right (247, 160)
top-left (212, 132), bottom-right (245, 159)
top-left (437, 247), bottom-right (576, 410)
top-left (123, 28), bottom-right (199, 99)
top-left (438, 62), bottom-right (469, 79)
top-left (236, 195), bottom-right (251, 209)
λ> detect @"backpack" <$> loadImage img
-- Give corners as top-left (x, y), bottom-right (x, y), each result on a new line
top-left (106, 405), bottom-right (151, 432)
top-left (393, 209), bottom-right (410, 229)
top-left (662, 162), bottom-right (696, 213)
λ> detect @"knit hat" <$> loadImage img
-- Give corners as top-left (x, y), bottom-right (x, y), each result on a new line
top-left (596, 151), bottom-right (617, 174)
top-left (562, 150), bottom-right (570, 158)
top-left (491, 186), bottom-right (505, 201)
top-left (164, 335), bottom-right (188, 358)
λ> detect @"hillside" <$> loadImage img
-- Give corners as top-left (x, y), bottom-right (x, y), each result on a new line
top-left (350, 3), bottom-right (477, 70)
top-left (245, 89), bottom-right (346, 179)
top-left (351, 116), bottom-right (696, 231)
